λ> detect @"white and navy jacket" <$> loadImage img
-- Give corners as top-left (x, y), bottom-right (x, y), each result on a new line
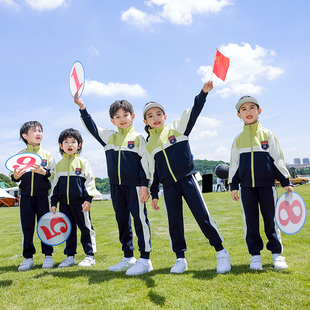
top-left (228, 122), bottom-right (290, 191)
top-left (11, 144), bottom-right (55, 196)
top-left (50, 153), bottom-right (97, 206)
top-left (80, 108), bottom-right (150, 187)
top-left (146, 90), bottom-right (208, 199)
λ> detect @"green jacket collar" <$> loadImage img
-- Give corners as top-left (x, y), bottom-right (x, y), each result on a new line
top-left (63, 152), bottom-right (80, 160)
top-left (243, 121), bottom-right (261, 133)
top-left (118, 124), bottom-right (134, 134)
top-left (26, 144), bottom-right (41, 153)
top-left (149, 125), bottom-right (165, 135)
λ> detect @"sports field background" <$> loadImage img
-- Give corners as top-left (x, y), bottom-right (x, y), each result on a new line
top-left (0, 185), bottom-right (309, 309)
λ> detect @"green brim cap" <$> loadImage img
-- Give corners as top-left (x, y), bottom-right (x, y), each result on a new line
top-left (236, 96), bottom-right (259, 111)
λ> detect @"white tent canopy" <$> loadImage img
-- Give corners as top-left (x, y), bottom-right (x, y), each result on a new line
top-left (0, 188), bottom-right (16, 199)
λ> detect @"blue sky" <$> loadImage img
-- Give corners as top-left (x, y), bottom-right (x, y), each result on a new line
top-left (1, 0), bottom-right (309, 178)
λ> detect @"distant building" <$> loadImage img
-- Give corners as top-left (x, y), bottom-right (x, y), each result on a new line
top-left (303, 158), bottom-right (310, 164)
top-left (294, 158), bottom-right (301, 164)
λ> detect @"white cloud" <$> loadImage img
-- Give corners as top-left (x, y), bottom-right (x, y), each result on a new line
top-left (191, 116), bottom-right (222, 140)
top-left (0, 0), bottom-right (19, 10)
top-left (87, 47), bottom-right (100, 57)
top-left (192, 142), bottom-right (230, 162)
top-left (196, 115), bottom-right (222, 128)
top-left (197, 42), bottom-right (284, 98)
top-left (205, 145), bottom-right (230, 162)
top-left (121, 0), bottom-right (232, 28)
top-left (25, 0), bottom-right (67, 11)
top-left (121, 6), bottom-right (162, 28)
top-left (84, 80), bottom-right (148, 97)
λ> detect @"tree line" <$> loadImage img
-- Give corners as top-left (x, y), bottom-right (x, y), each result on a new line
top-left (94, 159), bottom-right (229, 193)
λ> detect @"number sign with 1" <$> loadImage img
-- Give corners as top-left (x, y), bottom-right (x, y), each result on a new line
top-left (70, 61), bottom-right (85, 98)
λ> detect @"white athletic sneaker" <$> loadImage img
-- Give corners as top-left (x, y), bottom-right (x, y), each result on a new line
top-left (125, 258), bottom-right (153, 276)
top-left (42, 256), bottom-right (54, 269)
top-left (216, 249), bottom-right (231, 273)
top-left (78, 255), bottom-right (95, 267)
top-left (170, 258), bottom-right (188, 274)
top-left (108, 257), bottom-right (136, 272)
top-left (272, 254), bottom-right (288, 270)
top-left (18, 258), bottom-right (34, 271)
top-left (58, 256), bottom-right (76, 268)
top-left (250, 255), bottom-right (263, 270)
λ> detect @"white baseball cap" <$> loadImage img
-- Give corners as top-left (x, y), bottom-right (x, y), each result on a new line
top-left (143, 102), bottom-right (165, 118)
top-left (236, 96), bottom-right (259, 112)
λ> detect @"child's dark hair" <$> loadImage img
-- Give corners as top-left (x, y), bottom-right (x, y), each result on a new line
top-left (58, 128), bottom-right (83, 155)
top-left (20, 121), bottom-right (43, 145)
top-left (109, 100), bottom-right (134, 118)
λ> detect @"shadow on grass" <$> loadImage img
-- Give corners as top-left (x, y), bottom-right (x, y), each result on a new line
top-left (0, 263), bottom-right (291, 306)
top-left (32, 264), bottom-right (291, 307)
top-left (0, 262), bottom-right (291, 278)
top-left (0, 280), bottom-right (13, 288)
top-left (0, 265), bottom-right (19, 273)
top-left (0, 264), bottom-right (49, 274)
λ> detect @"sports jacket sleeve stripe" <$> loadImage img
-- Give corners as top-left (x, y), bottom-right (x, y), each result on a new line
top-left (80, 108), bottom-right (115, 147)
top-left (228, 137), bottom-right (241, 190)
top-left (268, 131), bottom-right (290, 187)
top-left (137, 136), bottom-right (151, 186)
top-left (83, 159), bottom-right (97, 202)
top-left (50, 168), bottom-right (60, 206)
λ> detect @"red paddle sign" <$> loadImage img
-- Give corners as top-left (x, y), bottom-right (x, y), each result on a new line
top-left (5, 153), bottom-right (42, 172)
top-left (275, 192), bottom-right (307, 235)
top-left (70, 61), bottom-right (85, 98)
top-left (37, 212), bottom-right (72, 246)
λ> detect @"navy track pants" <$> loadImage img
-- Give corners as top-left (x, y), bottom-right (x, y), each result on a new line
top-left (240, 186), bottom-right (283, 255)
top-left (162, 174), bottom-right (223, 256)
top-left (19, 195), bottom-right (53, 258)
top-left (110, 184), bottom-right (151, 257)
top-left (59, 201), bottom-right (96, 256)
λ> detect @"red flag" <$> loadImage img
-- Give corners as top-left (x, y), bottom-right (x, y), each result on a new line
top-left (213, 50), bottom-right (230, 81)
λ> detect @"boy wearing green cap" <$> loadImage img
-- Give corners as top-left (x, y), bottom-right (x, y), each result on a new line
top-left (228, 96), bottom-right (292, 271)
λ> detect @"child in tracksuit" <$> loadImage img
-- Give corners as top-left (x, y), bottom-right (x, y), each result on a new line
top-left (74, 93), bottom-right (152, 276)
top-left (11, 121), bottom-right (55, 271)
top-left (228, 96), bottom-right (292, 270)
top-left (143, 81), bottom-right (231, 274)
top-left (51, 128), bottom-right (97, 268)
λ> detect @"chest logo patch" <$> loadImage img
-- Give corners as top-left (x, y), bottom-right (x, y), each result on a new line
top-left (169, 135), bottom-right (177, 144)
top-left (75, 168), bottom-right (82, 175)
top-left (128, 141), bottom-right (135, 149)
top-left (41, 159), bottom-right (47, 167)
top-left (261, 141), bottom-right (269, 150)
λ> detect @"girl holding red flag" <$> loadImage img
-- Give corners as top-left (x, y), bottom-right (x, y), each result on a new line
top-left (143, 81), bottom-right (231, 274)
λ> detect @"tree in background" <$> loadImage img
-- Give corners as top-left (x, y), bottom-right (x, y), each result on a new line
top-left (95, 177), bottom-right (110, 193)
top-left (0, 174), bottom-right (17, 188)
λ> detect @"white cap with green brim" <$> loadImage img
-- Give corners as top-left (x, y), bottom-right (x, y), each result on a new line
top-left (236, 96), bottom-right (259, 112)
top-left (143, 102), bottom-right (165, 118)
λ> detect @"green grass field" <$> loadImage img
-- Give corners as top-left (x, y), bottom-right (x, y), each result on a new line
top-left (1, 185), bottom-right (309, 309)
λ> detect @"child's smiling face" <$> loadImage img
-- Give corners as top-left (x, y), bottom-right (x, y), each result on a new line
top-left (237, 102), bottom-right (262, 125)
top-left (60, 136), bottom-right (81, 155)
top-left (111, 108), bottom-right (135, 129)
top-left (143, 107), bottom-right (166, 129)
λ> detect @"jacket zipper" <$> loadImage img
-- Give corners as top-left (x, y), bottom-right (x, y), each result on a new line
top-left (66, 156), bottom-right (71, 204)
top-left (250, 125), bottom-right (255, 187)
top-left (118, 130), bottom-right (123, 185)
top-left (30, 146), bottom-right (35, 196)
